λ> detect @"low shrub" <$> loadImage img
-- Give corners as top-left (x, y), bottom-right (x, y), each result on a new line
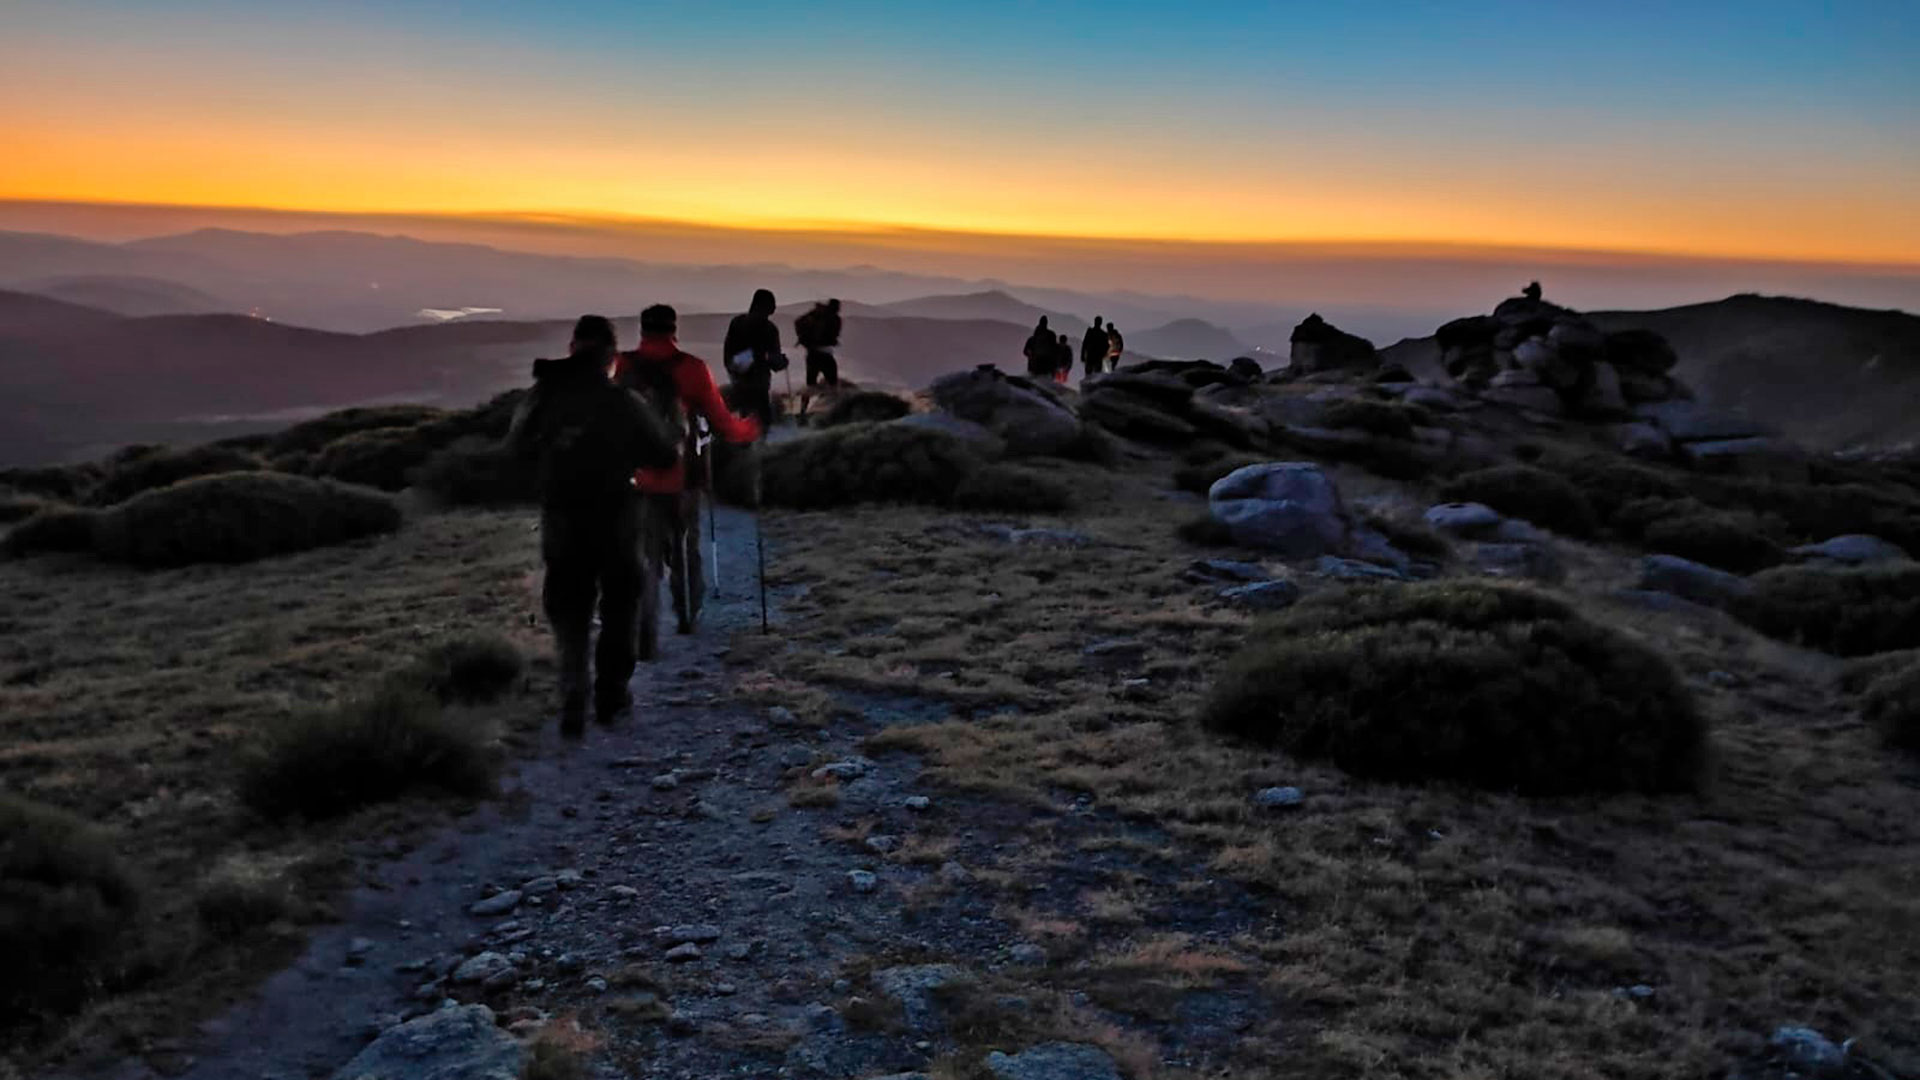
top-left (405, 634), bottom-right (525, 705)
top-left (1362, 510), bottom-right (1450, 560)
top-left (194, 859), bottom-right (298, 935)
top-left (1638, 507), bottom-right (1784, 573)
top-left (92, 472), bottom-right (401, 567)
top-left (2, 506), bottom-right (98, 558)
top-left (0, 463), bottom-right (101, 501)
top-left (306, 427), bottom-right (438, 491)
top-left (1861, 661), bottom-right (1920, 754)
top-left (236, 683), bottom-right (498, 820)
top-left (1737, 565), bottom-right (1920, 656)
top-left (0, 492), bottom-right (50, 524)
top-left (86, 445), bottom-right (267, 507)
top-left (817, 391), bottom-right (911, 428)
top-left (1320, 398), bottom-right (1431, 439)
top-left (951, 464), bottom-right (1072, 514)
top-left (1201, 581), bottom-right (1706, 794)
top-left (1440, 465), bottom-right (1599, 537)
top-left (1695, 478), bottom-right (1920, 552)
top-left (1538, 453), bottom-right (1688, 522)
top-left (412, 439), bottom-right (539, 507)
top-left (414, 392), bottom-right (524, 446)
top-left (760, 423), bottom-right (984, 510)
top-left (266, 405), bottom-right (447, 458)
top-left (0, 794), bottom-right (145, 1023)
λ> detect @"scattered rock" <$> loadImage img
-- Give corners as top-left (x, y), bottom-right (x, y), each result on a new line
top-left (903, 796), bottom-right (932, 812)
top-left (1790, 534), bottom-right (1911, 566)
top-left (449, 952), bottom-right (515, 988)
top-left (1638, 554), bottom-right (1751, 610)
top-left (1254, 786), bottom-right (1304, 808)
top-left (1008, 943), bottom-right (1047, 966)
top-left (345, 938), bottom-right (375, 966)
top-left (1181, 558), bottom-right (1270, 584)
top-left (811, 758), bottom-right (874, 781)
top-left (1082, 639), bottom-right (1148, 666)
top-left (765, 705), bottom-right (801, 727)
top-left (664, 942), bottom-right (703, 963)
top-left (467, 891), bottom-right (521, 918)
top-left (1208, 462), bottom-right (1352, 558)
top-left (331, 1004), bottom-right (523, 1080)
top-left (519, 875), bottom-right (558, 897)
top-left (584, 976), bottom-right (608, 994)
top-left (977, 523), bottom-right (1093, 548)
top-left (985, 1042), bottom-right (1124, 1080)
top-left (1767, 1026), bottom-right (1846, 1072)
top-left (657, 924), bottom-right (723, 946)
top-left (847, 870), bottom-right (879, 894)
top-left (1633, 400), bottom-right (1775, 443)
top-left (1314, 555), bottom-right (1406, 582)
top-left (1472, 541), bottom-right (1563, 582)
top-left (554, 868), bottom-right (583, 890)
top-left (650, 772), bottom-right (681, 791)
top-left (864, 834), bottom-right (899, 855)
top-left (1613, 421), bottom-right (1672, 459)
top-left (1680, 436), bottom-right (1806, 479)
top-left (1423, 502), bottom-right (1503, 538)
top-left (874, 964), bottom-right (972, 1034)
top-left (1218, 580), bottom-right (1301, 611)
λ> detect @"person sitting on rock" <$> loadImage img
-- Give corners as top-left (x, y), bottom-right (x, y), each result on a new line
top-left (614, 305), bottom-right (764, 661)
top-left (507, 315), bottom-right (680, 736)
top-left (1081, 316), bottom-right (1109, 380)
top-left (1023, 316), bottom-right (1056, 379)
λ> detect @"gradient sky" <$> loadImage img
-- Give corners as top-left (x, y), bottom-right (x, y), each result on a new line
top-left (3, 0), bottom-right (1916, 263)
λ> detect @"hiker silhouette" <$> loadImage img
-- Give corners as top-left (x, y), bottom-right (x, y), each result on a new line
top-left (723, 289), bottom-right (787, 432)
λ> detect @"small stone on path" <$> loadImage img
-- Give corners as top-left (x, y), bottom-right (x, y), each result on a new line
top-left (847, 870), bottom-right (879, 894)
top-left (467, 891), bottom-right (521, 917)
top-left (1255, 786), bottom-right (1304, 808)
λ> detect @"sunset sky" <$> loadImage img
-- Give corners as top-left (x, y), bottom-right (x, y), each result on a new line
top-left (3, 0), bottom-right (1917, 265)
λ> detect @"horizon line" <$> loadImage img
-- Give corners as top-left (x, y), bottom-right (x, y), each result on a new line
top-left (8, 197), bottom-right (1920, 275)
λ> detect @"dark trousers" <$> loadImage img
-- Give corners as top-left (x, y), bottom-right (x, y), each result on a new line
top-left (734, 377), bottom-right (775, 432)
top-left (804, 348), bottom-right (838, 388)
top-left (540, 499), bottom-right (641, 718)
top-left (637, 491), bottom-right (704, 660)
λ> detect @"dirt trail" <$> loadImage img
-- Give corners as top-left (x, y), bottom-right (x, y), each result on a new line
top-left (75, 503), bottom-right (1129, 1080)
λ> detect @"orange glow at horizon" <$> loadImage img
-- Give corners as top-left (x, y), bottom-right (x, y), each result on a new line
top-left (6, 119), bottom-right (1918, 267)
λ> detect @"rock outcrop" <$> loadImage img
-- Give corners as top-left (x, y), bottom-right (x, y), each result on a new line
top-left (1438, 286), bottom-right (1690, 418)
top-left (1207, 462), bottom-right (1352, 559)
top-left (927, 366), bottom-right (1083, 457)
top-left (333, 1004), bottom-right (523, 1080)
top-left (1287, 314), bottom-right (1377, 375)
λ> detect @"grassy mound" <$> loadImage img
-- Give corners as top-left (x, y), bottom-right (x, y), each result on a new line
top-left (817, 390), bottom-right (911, 428)
top-left (1634, 504), bottom-right (1784, 573)
top-left (0, 794), bottom-right (144, 1024)
top-left (93, 472), bottom-right (401, 568)
top-left (1202, 582), bottom-right (1706, 794)
top-left (306, 427), bottom-right (438, 492)
top-left (0, 463), bottom-right (102, 501)
top-left (237, 683), bottom-right (499, 820)
top-left (1440, 465), bottom-right (1599, 538)
top-left (0, 492), bottom-right (52, 524)
top-left (952, 464), bottom-right (1073, 514)
top-left (264, 405), bottom-right (448, 458)
top-left (1, 506), bottom-right (97, 558)
top-left (86, 445), bottom-right (266, 507)
top-left (1737, 565), bottom-right (1920, 656)
top-left (413, 439), bottom-right (539, 507)
top-left (1860, 660), bottom-right (1920, 754)
top-left (1538, 453), bottom-right (1688, 523)
top-left (760, 423), bottom-right (985, 510)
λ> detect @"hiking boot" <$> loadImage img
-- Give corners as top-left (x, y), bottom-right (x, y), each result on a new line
top-left (595, 688), bottom-right (633, 727)
top-left (560, 691), bottom-right (588, 739)
top-left (676, 617), bottom-right (694, 636)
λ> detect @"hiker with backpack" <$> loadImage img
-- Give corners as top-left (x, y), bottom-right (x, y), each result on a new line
top-left (507, 315), bottom-right (680, 737)
top-left (1023, 315), bottom-right (1056, 379)
top-left (723, 288), bottom-right (788, 432)
top-left (615, 304), bottom-right (765, 661)
top-left (1105, 321), bottom-right (1125, 372)
top-left (795, 298), bottom-right (843, 390)
top-left (1081, 316), bottom-right (1108, 381)
top-left (1054, 332), bottom-right (1074, 384)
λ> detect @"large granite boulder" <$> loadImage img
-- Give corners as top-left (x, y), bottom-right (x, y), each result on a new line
top-left (1208, 462), bottom-right (1352, 558)
top-left (334, 1005), bottom-right (523, 1080)
top-left (1441, 286), bottom-right (1690, 416)
top-left (928, 366), bottom-right (1083, 457)
top-left (1288, 314), bottom-right (1378, 375)
top-left (1638, 554), bottom-right (1751, 610)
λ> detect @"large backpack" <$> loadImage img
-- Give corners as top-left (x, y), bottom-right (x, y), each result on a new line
top-left (619, 354), bottom-right (707, 487)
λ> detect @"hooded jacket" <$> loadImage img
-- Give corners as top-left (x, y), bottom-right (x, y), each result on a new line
top-left (1022, 316), bottom-right (1056, 376)
top-left (613, 333), bottom-right (763, 494)
top-left (722, 289), bottom-right (787, 383)
top-left (506, 349), bottom-right (679, 507)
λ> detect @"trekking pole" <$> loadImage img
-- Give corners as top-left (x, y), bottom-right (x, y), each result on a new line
top-left (707, 486), bottom-right (720, 598)
top-left (753, 448), bottom-right (769, 634)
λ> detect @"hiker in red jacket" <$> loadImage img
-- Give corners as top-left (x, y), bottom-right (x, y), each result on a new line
top-left (613, 304), bottom-right (763, 660)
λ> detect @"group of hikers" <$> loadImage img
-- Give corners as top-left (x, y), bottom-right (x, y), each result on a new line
top-left (508, 290), bottom-right (830, 737)
top-left (1024, 314), bottom-right (1123, 383)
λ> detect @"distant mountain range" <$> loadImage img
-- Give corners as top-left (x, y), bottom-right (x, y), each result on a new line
top-left (0, 226), bottom-right (1913, 463)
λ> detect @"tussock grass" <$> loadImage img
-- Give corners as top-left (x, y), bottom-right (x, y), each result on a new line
top-left (1320, 398), bottom-right (1431, 439)
top-left (762, 423), bottom-right (983, 510)
top-left (92, 472), bottom-right (401, 567)
top-left (1635, 504), bottom-right (1784, 573)
top-left (263, 405), bottom-right (448, 458)
top-left (406, 634), bottom-right (525, 705)
top-left (1440, 464), bottom-right (1599, 537)
top-left (1861, 660), bottom-right (1920, 754)
top-left (1738, 564), bottom-right (1920, 656)
top-left (236, 682), bottom-right (499, 821)
top-left (1202, 582), bottom-right (1706, 793)
top-left (85, 445), bottom-right (266, 507)
top-left (306, 427), bottom-right (438, 491)
top-left (0, 794), bottom-right (144, 1024)
top-left (951, 464), bottom-right (1072, 514)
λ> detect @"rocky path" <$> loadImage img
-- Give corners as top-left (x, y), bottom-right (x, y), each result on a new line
top-left (85, 503), bottom-right (1163, 1080)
